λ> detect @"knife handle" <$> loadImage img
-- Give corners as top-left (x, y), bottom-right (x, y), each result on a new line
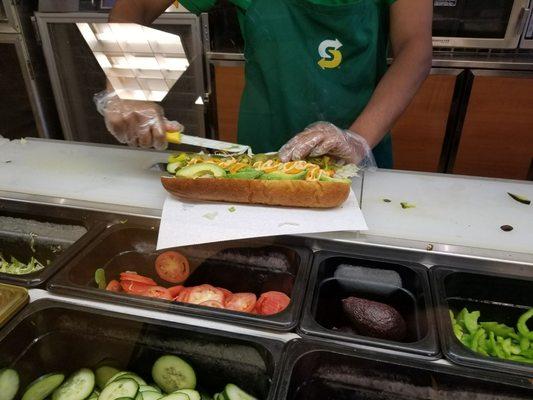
top-left (166, 131), bottom-right (182, 144)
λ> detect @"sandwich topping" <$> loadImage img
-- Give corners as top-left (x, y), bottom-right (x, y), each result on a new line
top-left (167, 152), bottom-right (358, 183)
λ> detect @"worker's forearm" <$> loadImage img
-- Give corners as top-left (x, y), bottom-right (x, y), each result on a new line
top-left (109, 0), bottom-right (173, 25)
top-left (349, 40), bottom-right (432, 148)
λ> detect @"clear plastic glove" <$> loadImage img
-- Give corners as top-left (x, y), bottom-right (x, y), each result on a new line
top-left (279, 121), bottom-right (376, 168)
top-left (94, 90), bottom-right (183, 150)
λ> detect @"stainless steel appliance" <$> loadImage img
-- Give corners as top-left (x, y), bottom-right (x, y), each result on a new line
top-left (520, 1), bottom-right (533, 48)
top-left (432, 0), bottom-right (531, 49)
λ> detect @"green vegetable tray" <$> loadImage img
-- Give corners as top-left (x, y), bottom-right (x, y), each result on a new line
top-left (431, 265), bottom-right (533, 376)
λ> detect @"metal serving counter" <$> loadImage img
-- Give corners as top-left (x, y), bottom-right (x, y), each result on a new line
top-left (1, 138), bottom-right (532, 266)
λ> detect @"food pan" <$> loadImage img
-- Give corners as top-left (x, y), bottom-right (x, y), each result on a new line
top-left (0, 200), bottom-right (105, 287)
top-left (47, 222), bottom-right (312, 331)
top-left (276, 339), bottom-right (533, 399)
top-left (299, 250), bottom-right (438, 357)
top-left (0, 299), bottom-right (283, 400)
top-left (0, 283), bottom-right (28, 328)
top-left (431, 265), bottom-right (533, 376)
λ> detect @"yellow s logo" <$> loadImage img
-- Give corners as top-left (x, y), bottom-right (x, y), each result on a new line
top-left (318, 39), bottom-right (343, 69)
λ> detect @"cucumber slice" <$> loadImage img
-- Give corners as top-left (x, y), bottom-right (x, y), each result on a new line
top-left (22, 373), bottom-right (65, 400)
top-left (120, 374), bottom-right (146, 386)
top-left (159, 394), bottom-right (190, 400)
top-left (52, 368), bottom-right (95, 400)
top-left (108, 372), bottom-right (146, 386)
top-left (223, 384), bottom-right (257, 400)
top-left (173, 390), bottom-right (200, 400)
top-left (140, 392), bottom-right (163, 400)
top-left (0, 368), bottom-right (19, 400)
top-left (139, 385), bottom-right (161, 393)
top-left (96, 366), bottom-right (120, 389)
top-left (88, 391), bottom-right (100, 400)
top-left (152, 355), bottom-right (196, 393)
top-left (98, 378), bottom-right (139, 400)
top-left (135, 393), bottom-right (143, 400)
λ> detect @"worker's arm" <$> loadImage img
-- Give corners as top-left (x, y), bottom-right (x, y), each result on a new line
top-left (349, 0), bottom-right (433, 147)
top-left (109, 0), bottom-right (174, 24)
top-left (280, 0), bottom-right (432, 165)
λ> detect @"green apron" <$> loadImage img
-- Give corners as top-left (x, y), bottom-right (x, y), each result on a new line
top-left (181, 0), bottom-right (395, 168)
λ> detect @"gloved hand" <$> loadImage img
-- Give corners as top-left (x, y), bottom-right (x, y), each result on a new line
top-left (279, 121), bottom-right (376, 168)
top-left (94, 90), bottom-right (183, 150)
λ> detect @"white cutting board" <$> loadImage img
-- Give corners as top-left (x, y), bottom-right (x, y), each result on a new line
top-left (0, 139), bottom-right (168, 211)
top-left (362, 170), bottom-right (533, 255)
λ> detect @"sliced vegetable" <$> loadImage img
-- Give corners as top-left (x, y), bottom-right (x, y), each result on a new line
top-left (52, 368), bottom-right (95, 400)
top-left (119, 273), bottom-right (157, 286)
top-left (173, 390), bottom-right (200, 400)
top-left (95, 269), bottom-right (107, 290)
top-left (152, 355), bottom-right (196, 393)
top-left (106, 280), bottom-right (122, 293)
top-left (142, 392), bottom-right (164, 400)
top-left (142, 286), bottom-right (173, 301)
top-left (198, 301), bottom-right (224, 309)
top-left (98, 378), bottom-right (139, 400)
top-left (159, 394), bottom-right (190, 400)
top-left (223, 384), bottom-right (257, 400)
top-left (224, 293), bottom-right (256, 313)
top-left (507, 192), bottom-right (531, 205)
top-left (120, 281), bottom-right (152, 295)
top-left (0, 255), bottom-right (46, 275)
top-left (255, 292), bottom-right (290, 315)
top-left (517, 308), bottom-right (533, 340)
top-left (0, 368), bottom-right (19, 400)
top-left (186, 285), bottom-right (225, 305)
top-left (155, 252), bottom-right (190, 284)
top-left (22, 373), bottom-right (65, 400)
top-left (95, 366), bottom-right (120, 390)
top-left (168, 286), bottom-right (184, 298)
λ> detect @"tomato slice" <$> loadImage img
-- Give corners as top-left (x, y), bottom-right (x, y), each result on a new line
top-left (155, 251), bottom-right (190, 284)
top-left (256, 291), bottom-right (291, 315)
top-left (168, 285), bottom-right (184, 298)
top-left (106, 280), bottom-right (122, 292)
top-left (225, 293), bottom-right (257, 313)
top-left (142, 286), bottom-right (173, 300)
top-left (217, 287), bottom-right (233, 300)
top-left (174, 287), bottom-right (191, 303)
top-left (120, 280), bottom-right (152, 295)
top-left (119, 272), bottom-right (157, 286)
top-left (199, 300), bottom-right (224, 309)
top-left (186, 284), bottom-right (225, 305)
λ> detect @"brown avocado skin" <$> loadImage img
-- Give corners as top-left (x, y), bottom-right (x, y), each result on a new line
top-left (341, 296), bottom-right (407, 341)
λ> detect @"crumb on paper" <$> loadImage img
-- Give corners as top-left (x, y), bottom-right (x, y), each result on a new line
top-left (228, 206), bottom-right (236, 213)
top-left (203, 212), bottom-right (218, 220)
top-left (20, 138), bottom-right (28, 145)
top-left (382, 198), bottom-right (391, 203)
top-left (400, 202), bottom-right (416, 209)
top-left (278, 222), bottom-right (300, 227)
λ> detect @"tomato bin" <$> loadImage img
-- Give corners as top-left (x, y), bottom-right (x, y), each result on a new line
top-left (46, 221), bottom-right (312, 331)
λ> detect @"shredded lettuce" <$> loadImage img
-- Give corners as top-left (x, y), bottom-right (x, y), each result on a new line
top-left (333, 164), bottom-right (359, 179)
top-left (0, 254), bottom-right (46, 275)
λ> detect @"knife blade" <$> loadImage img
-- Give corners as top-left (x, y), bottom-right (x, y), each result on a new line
top-left (166, 131), bottom-right (251, 155)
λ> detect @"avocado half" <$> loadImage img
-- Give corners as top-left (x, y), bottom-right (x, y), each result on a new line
top-left (341, 296), bottom-right (407, 341)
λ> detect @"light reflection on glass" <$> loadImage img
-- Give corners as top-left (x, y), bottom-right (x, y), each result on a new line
top-left (77, 22), bottom-right (190, 101)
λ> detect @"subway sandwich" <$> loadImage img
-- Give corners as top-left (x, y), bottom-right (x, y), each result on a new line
top-left (160, 152), bottom-right (358, 208)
